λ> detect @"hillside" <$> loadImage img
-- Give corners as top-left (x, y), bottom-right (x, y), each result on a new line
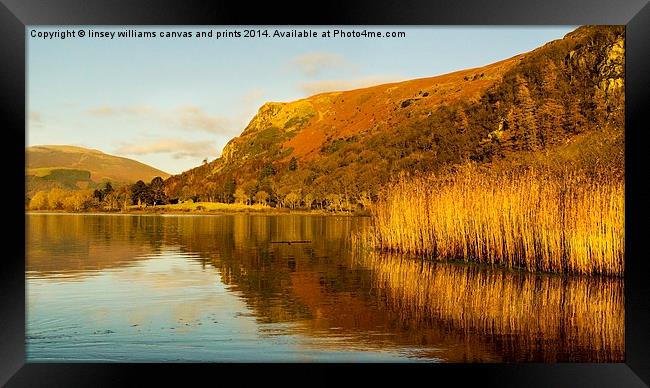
top-left (27, 145), bottom-right (169, 196)
top-left (165, 25), bottom-right (624, 206)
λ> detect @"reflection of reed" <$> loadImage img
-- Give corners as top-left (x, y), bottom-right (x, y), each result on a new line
top-left (354, 248), bottom-right (624, 362)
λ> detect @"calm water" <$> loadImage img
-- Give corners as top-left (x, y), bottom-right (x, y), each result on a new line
top-left (26, 213), bottom-right (624, 362)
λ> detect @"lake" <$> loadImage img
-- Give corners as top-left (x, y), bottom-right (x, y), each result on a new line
top-left (26, 213), bottom-right (624, 362)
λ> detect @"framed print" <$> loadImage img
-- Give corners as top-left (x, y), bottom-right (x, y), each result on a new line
top-left (2, 0), bottom-right (649, 386)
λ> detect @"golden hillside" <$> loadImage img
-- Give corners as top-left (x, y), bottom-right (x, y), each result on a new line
top-left (166, 25), bottom-right (624, 205)
top-left (27, 145), bottom-right (169, 196)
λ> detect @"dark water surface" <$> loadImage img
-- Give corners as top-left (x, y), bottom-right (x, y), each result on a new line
top-left (26, 213), bottom-right (624, 362)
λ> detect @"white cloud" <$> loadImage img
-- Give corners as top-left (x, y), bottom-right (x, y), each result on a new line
top-left (241, 88), bottom-right (265, 104)
top-left (87, 106), bottom-right (118, 116)
top-left (87, 104), bottom-right (233, 135)
top-left (87, 105), bottom-right (154, 116)
top-left (171, 105), bottom-right (232, 135)
top-left (291, 52), bottom-right (347, 76)
top-left (29, 111), bottom-right (44, 127)
top-left (299, 75), bottom-right (405, 95)
top-left (115, 139), bottom-right (215, 160)
top-left (124, 106), bottom-right (156, 115)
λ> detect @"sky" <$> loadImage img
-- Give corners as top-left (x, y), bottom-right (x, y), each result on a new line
top-left (27, 26), bottom-right (577, 174)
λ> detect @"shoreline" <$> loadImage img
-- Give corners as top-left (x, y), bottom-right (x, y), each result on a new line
top-left (26, 210), bottom-right (616, 278)
top-left (358, 246), bottom-right (624, 280)
top-left (25, 209), bottom-right (371, 217)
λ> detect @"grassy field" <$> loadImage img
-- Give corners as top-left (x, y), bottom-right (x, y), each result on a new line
top-left (129, 201), bottom-right (355, 216)
top-left (158, 202), bottom-right (270, 212)
top-left (369, 165), bottom-right (624, 276)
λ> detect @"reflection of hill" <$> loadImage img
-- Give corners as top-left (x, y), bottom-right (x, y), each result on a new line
top-left (27, 214), bottom-right (163, 277)
top-left (167, 214), bottom-right (623, 362)
top-left (166, 215), bottom-right (367, 322)
top-left (27, 214), bottom-right (623, 361)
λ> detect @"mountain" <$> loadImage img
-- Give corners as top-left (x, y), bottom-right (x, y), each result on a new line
top-left (26, 145), bottom-right (169, 196)
top-left (165, 25), bottom-right (624, 205)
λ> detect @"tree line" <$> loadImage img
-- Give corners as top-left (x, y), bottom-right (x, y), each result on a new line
top-left (165, 156), bottom-right (374, 213)
top-left (28, 177), bottom-right (169, 211)
top-left (27, 172), bottom-right (371, 213)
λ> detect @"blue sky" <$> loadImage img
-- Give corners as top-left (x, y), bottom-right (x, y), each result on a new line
top-left (28, 26), bottom-right (577, 174)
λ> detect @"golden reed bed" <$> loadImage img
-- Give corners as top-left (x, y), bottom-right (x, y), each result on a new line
top-left (370, 166), bottom-right (624, 276)
top-left (352, 247), bottom-right (624, 361)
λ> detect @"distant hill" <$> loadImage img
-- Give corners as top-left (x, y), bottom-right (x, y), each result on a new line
top-left (164, 25), bottom-right (624, 204)
top-left (26, 145), bottom-right (169, 196)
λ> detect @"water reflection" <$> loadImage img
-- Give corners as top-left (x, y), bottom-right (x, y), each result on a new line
top-left (355, 251), bottom-right (624, 362)
top-left (26, 214), bottom-right (623, 362)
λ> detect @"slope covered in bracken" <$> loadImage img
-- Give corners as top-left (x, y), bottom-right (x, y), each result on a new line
top-left (165, 25), bottom-right (624, 207)
top-left (233, 56), bottom-right (517, 162)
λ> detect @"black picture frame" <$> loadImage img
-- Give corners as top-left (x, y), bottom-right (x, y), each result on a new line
top-left (2, 0), bottom-right (649, 386)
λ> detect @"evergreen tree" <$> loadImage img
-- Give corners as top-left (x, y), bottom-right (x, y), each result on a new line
top-left (93, 189), bottom-right (104, 203)
top-left (289, 157), bottom-right (298, 171)
top-left (514, 75), bottom-right (540, 151)
top-left (538, 99), bottom-right (565, 147)
top-left (131, 180), bottom-right (151, 206)
top-left (223, 179), bottom-right (236, 203)
top-left (103, 181), bottom-right (114, 196)
top-left (149, 177), bottom-right (167, 206)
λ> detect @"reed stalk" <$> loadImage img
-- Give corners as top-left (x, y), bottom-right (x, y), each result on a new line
top-left (370, 165), bottom-right (624, 276)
